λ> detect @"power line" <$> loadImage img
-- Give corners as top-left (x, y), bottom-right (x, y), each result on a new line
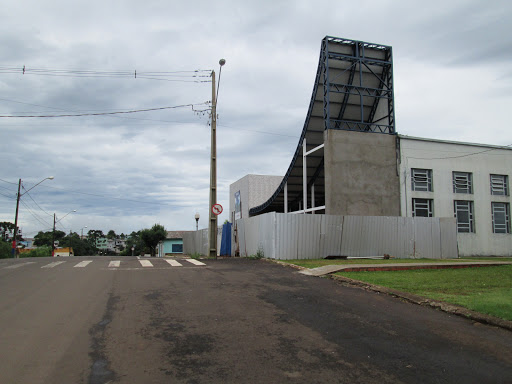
top-left (407, 143), bottom-right (512, 160)
top-left (0, 102), bottom-right (210, 118)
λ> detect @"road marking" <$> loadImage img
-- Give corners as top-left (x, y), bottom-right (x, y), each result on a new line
top-left (108, 260), bottom-right (121, 268)
top-left (139, 260), bottom-right (153, 267)
top-left (185, 259), bottom-right (206, 266)
top-left (165, 260), bottom-right (182, 267)
top-left (41, 261), bottom-right (66, 269)
top-left (74, 260), bottom-right (93, 268)
top-left (5, 262), bottom-right (36, 269)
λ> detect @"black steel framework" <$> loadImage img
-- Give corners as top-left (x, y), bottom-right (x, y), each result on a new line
top-left (250, 36), bottom-right (395, 216)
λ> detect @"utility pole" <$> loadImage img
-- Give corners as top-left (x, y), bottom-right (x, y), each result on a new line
top-left (11, 179), bottom-right (21, 258)
top-left (208, 69), bottom-right (218, 259)
top-left (208, 59), bottom-right (225, 260)
top-left (52, 213), bottom-right (56, 257)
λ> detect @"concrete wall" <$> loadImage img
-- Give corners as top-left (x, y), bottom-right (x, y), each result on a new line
top-left (234, 212), bottom-right (457, 260)
top-left (229, 174), bottom-right (282, 221)
top-left (324, 130), bottom-right (400, 216)
top-left (399, 135), bottom-right (512, 256)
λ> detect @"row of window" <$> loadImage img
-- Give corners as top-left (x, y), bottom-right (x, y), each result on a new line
top-left (412, 198), bottom-right (511, 234)
top-left (411, 169), bottom-right (509, 196)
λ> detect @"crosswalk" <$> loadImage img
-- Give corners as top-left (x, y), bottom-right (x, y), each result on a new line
top-left (2, 258), bottom-right (207, 270)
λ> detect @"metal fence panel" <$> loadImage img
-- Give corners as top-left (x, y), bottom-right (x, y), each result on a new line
top-left (295, 214), bottom-right (322, 259)
top-left (440, 217), bottom-right (458, 259)
top-left (276, 213), bottom-right (299, 260)
top-left (233, 213), bottom-right (457, 260)
top-left (320, 215), bottom-right (344, 257)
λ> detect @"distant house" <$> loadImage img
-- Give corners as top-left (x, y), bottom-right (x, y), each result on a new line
top-left (96, 237), bottom-right (126, 254)
top-left (157, 231), bottom-right (191, 257)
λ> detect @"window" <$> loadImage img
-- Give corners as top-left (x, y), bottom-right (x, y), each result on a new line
top-left (453, 172), bottom-right (473, 194)
top-left (412, 198), bottom-right (433, 217)
top-left (171, 243), bottom-right (183, 253)
top-left (492, 202), bottom-right (510, 234)
top-left (454, 200), bottom-right (474, 233)
top-left (490, 174), bottom-right (509, 196)
top-left (411, 168), bottom-right (433, 192)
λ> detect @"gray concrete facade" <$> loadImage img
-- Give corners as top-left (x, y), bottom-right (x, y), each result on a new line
top-left (324, 129), bottom-right (400, 216)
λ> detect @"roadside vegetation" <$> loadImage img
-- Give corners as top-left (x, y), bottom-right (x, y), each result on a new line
top-left (280, 257), bottom-right (512, 269)
top-left (336, 266), bottom-right (512, 321)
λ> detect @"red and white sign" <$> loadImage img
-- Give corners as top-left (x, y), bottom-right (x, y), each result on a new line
top-left (212, 203), bottom-right (223, 215)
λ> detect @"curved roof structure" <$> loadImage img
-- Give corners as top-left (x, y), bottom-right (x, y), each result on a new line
top-left (249, 36), bottom-right (395, 216)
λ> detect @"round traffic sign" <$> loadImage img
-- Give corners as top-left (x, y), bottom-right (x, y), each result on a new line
top-left (212, 203), bottom-right (223, 215)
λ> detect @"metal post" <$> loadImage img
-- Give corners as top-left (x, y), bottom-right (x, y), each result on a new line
top-left (311, 184), bottom-right (315, 214)
top-left (303, 138), bottom-right (307, 214)
top-left (208, 70), bottom-right (218, 259)
top-left (284, 182), bottom-right (288, 213)
top-left (52, 213), bottom-right (56, 257)
top-left (11, 179), bottom-right (21, 258)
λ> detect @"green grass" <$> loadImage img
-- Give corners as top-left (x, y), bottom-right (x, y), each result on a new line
top-left (335, 266), bottom-right (512, 321)
top-left (279, 257), bottom-right (512, 269)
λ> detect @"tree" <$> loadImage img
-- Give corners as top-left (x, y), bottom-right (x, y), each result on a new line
top-left (0, 221), bottom-right (23, 242)
top-left (107, 230), bottom-right (117, 239)
top-left (60, 232), bottom-right (96, 256)
top-left (0, 239), bottom-right (11, 259)
top-left (140, 224), bottom-right (167, 257)
top-left (34, 230), bottom-right (66, 247)
top-left (122, 231), bottom-right (144, 256)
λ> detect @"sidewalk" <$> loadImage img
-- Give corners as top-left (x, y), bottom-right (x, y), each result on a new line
top-left (298, 260), bottom-right (512, 276)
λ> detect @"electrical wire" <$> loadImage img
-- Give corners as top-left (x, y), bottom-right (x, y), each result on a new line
top-left (406, 143), bottom-right (512, 160)
top-left (0, 102), bottom-right (210, 118)
top-left (21, 186), bottom-right (53, 218)
top-left (19, 200), bottom-right (52, 228)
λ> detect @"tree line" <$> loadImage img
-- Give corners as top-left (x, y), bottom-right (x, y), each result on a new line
top-left (0, 222), bottom-right (167, 258)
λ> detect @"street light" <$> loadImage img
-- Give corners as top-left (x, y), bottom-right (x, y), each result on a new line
top-left (208, 58), bottom-right (225, 260)
top-left (195, 213), bottom-right (200, 231)
top-left (12, 176), bottom-right (54, 258)
top-left (81, 226), bottom-right (88, 240)
top-left (52, 210), bottom-right (76, 257)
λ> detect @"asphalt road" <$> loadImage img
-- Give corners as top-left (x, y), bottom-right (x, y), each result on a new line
top-left (0, 256), bottom-right (511, 384)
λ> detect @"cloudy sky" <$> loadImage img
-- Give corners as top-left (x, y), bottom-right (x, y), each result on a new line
top-left (1, 0), bottom-right (511, 237)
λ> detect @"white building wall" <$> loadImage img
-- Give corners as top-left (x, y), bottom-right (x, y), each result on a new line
top-left (229, 174), bottom-right (282, 222)
top-left (399, 135), bottom-right (512, 256)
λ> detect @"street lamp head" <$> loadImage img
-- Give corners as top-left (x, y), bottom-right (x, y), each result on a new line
top-left (48, 176), bottom-right (55, 180)
top-left (195, 212), bottom-right (200, 220)
top-left (72, 210), bottom-right (77, 212)
top-left (219, 59), bottom-right (226, 67)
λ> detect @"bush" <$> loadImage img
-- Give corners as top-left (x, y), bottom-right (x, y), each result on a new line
top-left (0, 241), bottom-right (11, 259)
top-left (20, 246), bottom-right (52, 258)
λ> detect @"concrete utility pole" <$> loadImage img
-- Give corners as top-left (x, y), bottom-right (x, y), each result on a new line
top-left (209, 69), bottom-right (218, 259)
top-left (208, 59), bottom-right (225, 260)
top-left (11, 179), bottom-right (21, 258)
top-left (52, 213), bottom-right (56, 257)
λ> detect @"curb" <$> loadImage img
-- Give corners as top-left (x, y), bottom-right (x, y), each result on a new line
top-left (328, 273), bottom-right (512, 332)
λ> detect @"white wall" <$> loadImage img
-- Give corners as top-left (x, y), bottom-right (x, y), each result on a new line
top-left (229, 174), bottom-right (282, 222)
top-left (399, 136), bottom-right (512, 256)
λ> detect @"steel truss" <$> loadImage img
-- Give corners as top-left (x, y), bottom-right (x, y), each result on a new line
top-left (249, 37), bottom-right (395, 217)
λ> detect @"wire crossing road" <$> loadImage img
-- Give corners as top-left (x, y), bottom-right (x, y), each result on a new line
top-left (0, 257), bottom-right (511, 383)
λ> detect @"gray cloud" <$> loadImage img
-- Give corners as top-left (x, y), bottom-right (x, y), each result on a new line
top-left (1, 0), bottom-right (511, 236)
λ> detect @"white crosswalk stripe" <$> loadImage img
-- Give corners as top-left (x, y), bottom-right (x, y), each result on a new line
top-left (165, 260), bottom-right (182, 267)
top-left (108, 260), bottom-right (121, 268)
top-left (139, 260), bottom-right (153, 267)
top-left (185, 259), bottom-right (206, 266)
top-left (5, 262), bottom-right (35, 269)
top-left (41, 261), bottom-right (66, 269)
top-left (74, 260), bottom-right (93, 268)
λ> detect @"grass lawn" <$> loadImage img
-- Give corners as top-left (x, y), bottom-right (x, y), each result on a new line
top-left (279, 257), bottom-right (512, 269)
top-left (335, 266), bottom-right (512, 321)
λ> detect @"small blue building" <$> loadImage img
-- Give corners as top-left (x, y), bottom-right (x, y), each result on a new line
top-left (157, 231), bottom-right (191, 257)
